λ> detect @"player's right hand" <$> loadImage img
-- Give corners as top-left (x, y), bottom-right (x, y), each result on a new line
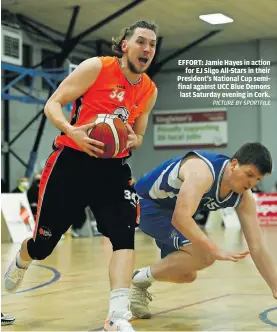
top-left (211, 248), bottom-right (250, 262)
top-left (67, 123), bottom-right (104, 157)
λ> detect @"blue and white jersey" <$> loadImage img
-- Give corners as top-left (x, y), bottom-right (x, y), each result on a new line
top-left (135, 151), bottom-right (243, 212)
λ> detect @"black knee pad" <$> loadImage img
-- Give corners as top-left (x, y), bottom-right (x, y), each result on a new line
top-left (109, 225), bottom-right (136, 251)
top-left (27, 238), bottom-right (55, 260)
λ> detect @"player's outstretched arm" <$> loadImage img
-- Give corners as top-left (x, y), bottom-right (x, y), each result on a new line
top-left (44, 58), bottom-right (104, 157)
top-left (172, 157), bottom-right (249, 262)
top-left (236, 190), bottom-right (277, 299)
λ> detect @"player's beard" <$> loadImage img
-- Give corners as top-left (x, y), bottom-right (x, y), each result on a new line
top-left (127, 58), bottom-right (146, 74)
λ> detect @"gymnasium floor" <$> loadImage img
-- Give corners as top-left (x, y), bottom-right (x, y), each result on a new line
top-left (1, 227), bottom-right (277, 331)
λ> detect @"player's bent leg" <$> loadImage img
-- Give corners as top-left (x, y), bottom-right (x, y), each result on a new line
top-left (130, 206), bottom-right (193, 318)
top-left (5, 197), bottom-right (71, 294)
top-left (5, 147), bottom-right (86, 293)
top-left (90, 160), bottom-right (138, 331)
top-left (130, 243), bottom-right (215, 319)
top-left (150, 243), bottom-right (215, 284)
top-left (179, 243), bottom-right (216, 270)
top-left (130, 249), bottom-right (197, 319)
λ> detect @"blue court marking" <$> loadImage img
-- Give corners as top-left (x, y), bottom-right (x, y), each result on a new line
top-left (90, 293), bottom-right (277, 331)
top-left (259, 306), bottom-right (277, 327)
top-left (3, 264), bottom-right (61, 295)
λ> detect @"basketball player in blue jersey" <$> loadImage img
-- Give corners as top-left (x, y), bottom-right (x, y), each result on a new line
top-left (130, 142), bottom-right (277, 319)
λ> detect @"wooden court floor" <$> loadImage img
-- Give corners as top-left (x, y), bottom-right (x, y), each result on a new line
top-left (1, 227), bottom-right (277, 331)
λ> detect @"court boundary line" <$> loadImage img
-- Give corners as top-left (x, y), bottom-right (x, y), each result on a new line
top-left (259, 306), bottom-right (277, 327)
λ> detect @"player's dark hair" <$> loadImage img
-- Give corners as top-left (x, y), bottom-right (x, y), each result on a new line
top-left (231, 142), bottom-right (272, 175)
top-left (112, 20), bottom-right (158, 55)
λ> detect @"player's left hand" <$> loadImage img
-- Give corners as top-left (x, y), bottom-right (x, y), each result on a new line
top-left (272, 290), bottom-right (277, 300)
top-left (125, 124), bottom-right (138, 150)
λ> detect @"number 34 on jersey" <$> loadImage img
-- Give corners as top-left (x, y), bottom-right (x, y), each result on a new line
top-left (110, 89), bottom-right (125, 102)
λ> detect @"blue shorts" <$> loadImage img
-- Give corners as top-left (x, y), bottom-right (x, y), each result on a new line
top-left (139, 198), bottom-right (191, 258)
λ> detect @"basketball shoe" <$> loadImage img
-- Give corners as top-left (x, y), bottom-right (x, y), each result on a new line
top-left (130, 270), bottom-right (153, 319)
top-left (103, 311), bottom-right (134, 331)
top-left (1, 313), bottom-right (16, 326)
top-left (4, 254), bottom-right (28, 292)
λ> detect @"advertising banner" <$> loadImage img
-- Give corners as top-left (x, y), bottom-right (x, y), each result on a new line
top-left (153, 108), bottom-right (227, 149)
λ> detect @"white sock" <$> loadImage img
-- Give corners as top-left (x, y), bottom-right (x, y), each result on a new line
top-left (16, 251), bottom-right (32, 269)
top-left (108, 288), bottom-right (130, 317)
top-left (133, 266), bottom-right (155, 284)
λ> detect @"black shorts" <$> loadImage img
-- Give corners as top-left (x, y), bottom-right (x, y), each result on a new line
top-left (33, 147), bottom-right (139, 242)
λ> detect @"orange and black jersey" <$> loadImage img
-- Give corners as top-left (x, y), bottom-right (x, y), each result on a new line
top-left (54, 56), bottom-right (156, 158)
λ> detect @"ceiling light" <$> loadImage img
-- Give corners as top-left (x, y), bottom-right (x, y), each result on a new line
top-left (199, 13), bottom-right (233, 25)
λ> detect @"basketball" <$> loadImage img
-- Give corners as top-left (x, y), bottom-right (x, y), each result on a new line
top-left (87, 114), bottom-right (128, 158)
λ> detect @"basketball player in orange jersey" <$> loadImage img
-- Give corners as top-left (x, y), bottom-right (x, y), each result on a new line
top-left (4, 20), bottom-right (158, 332)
